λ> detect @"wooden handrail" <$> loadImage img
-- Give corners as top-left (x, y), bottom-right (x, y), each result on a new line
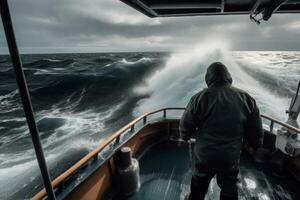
top-left (33, 107), bottom-right (300, 199)
top-left (32, 107), bottom-right (185, 200)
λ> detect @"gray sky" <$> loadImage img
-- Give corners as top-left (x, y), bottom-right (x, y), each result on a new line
top-left (1, 0), bottom-right (300, 54)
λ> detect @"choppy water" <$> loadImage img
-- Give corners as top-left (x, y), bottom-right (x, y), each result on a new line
top-left (0, 47), bottom-right (299, 199)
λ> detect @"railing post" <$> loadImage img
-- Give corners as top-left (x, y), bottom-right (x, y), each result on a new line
top-left (270, 121), bottom-right (274, 132)
top-left (163, 109), bottom-right (166, 118)
top-left (167, 122), bottom-right (171, 136)
top-left (131, 124), bottom-right (135, 132)
top-left (93, 154), bottom-right (98, 162)
top-left (116, 135), bottom-right (120, 143)
top-left (143, 116), bottom-right (147, 125)
top-left (0, 1), bottom-right (56, 199)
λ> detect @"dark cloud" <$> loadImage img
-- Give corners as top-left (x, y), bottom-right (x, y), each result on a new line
top-left (0, 0), bottom-right (300, 54)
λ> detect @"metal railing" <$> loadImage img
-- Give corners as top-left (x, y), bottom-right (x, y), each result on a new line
top-left (261, 114), bottom-right (300, 134)
top-left (33, 107), bottom-right (300, 199)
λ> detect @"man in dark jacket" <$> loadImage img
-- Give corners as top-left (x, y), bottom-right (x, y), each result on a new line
top-left (180, 62), bottom-right (263, 200)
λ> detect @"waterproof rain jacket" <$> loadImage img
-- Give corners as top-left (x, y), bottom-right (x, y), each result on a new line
top-left (180, 62), bottom-right (263, 169)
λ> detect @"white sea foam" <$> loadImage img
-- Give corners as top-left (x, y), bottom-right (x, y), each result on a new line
top-left (120, 57), bottom-right (153, 65)
top-left (0, 128), bottom-right (104, 199)
top-left (0, 90), bottom-right (123, 198)
top-left (134, 42), bottom-right (291, 122)
top-left (0, 90), bottom-right (18, 101)
top-left (43, 58), bottom-right (62, 62)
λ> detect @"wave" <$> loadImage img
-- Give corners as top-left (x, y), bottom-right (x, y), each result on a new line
top-left (134, 43), bottom-right (292, 122)
top-left (93, 57), bottom-right (116, 64)
top-left (119, 57), bottom-right (153, 65)
top-left (0, 51), bottom-right (165, 199)
top-left (0, 90), bottom-right (21, 114)
top-left (0, 137), bottom-right (100, 200)
top-left (237, 61), bottom-right (296, 97)
top-left (235, 52), bottom-right (300, 95)
top-left (23, 58), bottom-right (75, 68)
top-left (0, 90), bottom-right (18, 101)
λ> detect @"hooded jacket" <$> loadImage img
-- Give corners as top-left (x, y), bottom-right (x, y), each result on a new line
top-left (180, 62), bottom-right (263, 169)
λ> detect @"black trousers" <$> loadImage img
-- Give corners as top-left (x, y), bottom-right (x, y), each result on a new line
top-left (188, 162), bottom-right (239, 200)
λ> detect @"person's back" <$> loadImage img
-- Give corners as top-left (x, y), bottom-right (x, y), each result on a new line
top-left (180, 62), bottom-right (263, 200)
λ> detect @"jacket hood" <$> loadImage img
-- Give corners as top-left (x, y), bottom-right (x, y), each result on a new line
top-left (205, 62), bottom-right (232, 87)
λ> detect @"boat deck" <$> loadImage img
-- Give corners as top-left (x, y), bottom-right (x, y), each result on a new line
top-left (128, 141), bottom-right (300, 200)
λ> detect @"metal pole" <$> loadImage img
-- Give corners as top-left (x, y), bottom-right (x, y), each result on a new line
top-left (0, 1), bottom-right (56, 199)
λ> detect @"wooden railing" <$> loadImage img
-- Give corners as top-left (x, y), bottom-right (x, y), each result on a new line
top-left (32, 107), bottom-right (184, 200)
top-left (33, 107), bottom-right (300, 200)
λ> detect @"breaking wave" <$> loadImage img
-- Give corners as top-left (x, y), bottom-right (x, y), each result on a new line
top-left (135, 43), bottom-right (296, 122)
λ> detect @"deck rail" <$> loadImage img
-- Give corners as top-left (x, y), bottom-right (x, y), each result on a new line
top-left (33, 107), bottom-right (300, 200)
top-left (261, 114), bottom-right (300, 134)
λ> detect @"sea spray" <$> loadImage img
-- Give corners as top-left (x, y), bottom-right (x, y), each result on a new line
top-left (134, 44), bottom-right (291, 122)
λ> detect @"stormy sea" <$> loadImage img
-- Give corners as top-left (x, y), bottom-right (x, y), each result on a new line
top-left (0, 47), bottom-right (299, 199)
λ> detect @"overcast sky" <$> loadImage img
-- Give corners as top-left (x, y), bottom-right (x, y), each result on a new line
top-left (1, 0), bottom-right (300, 54)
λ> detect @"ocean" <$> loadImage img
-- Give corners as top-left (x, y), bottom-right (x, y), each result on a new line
top-left (0, 47), bottom-right (299, 199)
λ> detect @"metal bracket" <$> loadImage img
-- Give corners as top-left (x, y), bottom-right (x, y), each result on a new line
top-left (250, 0), bottom-right (289, 24)
top-left (250, 0), bottom-right (263, 25)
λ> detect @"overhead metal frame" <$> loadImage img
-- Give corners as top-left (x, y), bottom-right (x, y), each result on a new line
top-left (120, 0), bottom-right (300, 18)
top-left (0, 0), bottom-right (56, 199)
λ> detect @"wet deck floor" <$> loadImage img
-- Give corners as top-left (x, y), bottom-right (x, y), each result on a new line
top-left (129, 141), bottom-right (300, 200)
